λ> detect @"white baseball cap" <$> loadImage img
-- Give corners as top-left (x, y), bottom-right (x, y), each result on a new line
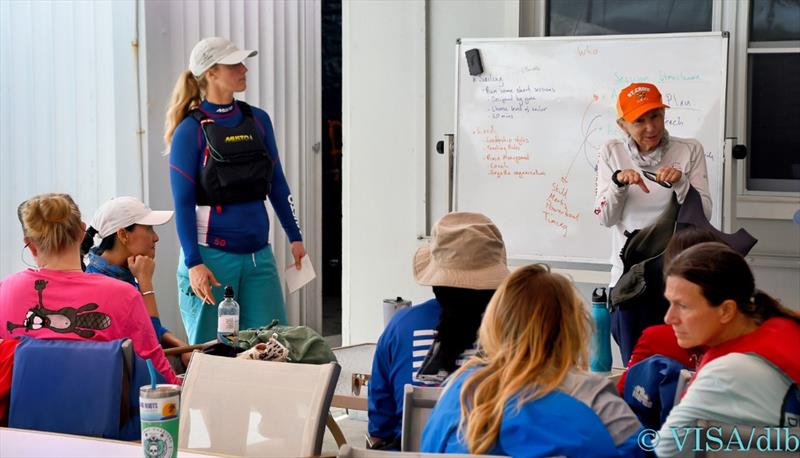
top-left (91, 197), bottom-right (174, 239)
top-left (189, 37), bottom-right (257, 77)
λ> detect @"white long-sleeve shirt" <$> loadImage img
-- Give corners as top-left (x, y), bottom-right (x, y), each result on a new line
top-left (655, 353), bottom-right (793, 458)
top-left (594, 135), bottom-right (712, 285)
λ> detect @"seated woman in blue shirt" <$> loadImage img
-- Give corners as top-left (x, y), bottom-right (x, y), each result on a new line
top-left (82, 196), bottom-right (191, 368)
top-left (421, 264), bottom-right (645, 458)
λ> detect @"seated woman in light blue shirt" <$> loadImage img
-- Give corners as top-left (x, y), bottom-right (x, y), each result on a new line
top-left (421, 264), bottom-right (644, 458)
top-left (81, 196), bottom-right (191, 368)
top-left (655, 242), bottom-right (800, 457)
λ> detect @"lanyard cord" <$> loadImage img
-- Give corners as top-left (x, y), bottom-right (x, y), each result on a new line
top-left (199, 121), bottom-right (229, 163)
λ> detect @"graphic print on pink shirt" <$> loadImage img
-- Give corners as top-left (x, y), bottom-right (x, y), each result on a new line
top-left (6, 279), bottom-right (111, 338)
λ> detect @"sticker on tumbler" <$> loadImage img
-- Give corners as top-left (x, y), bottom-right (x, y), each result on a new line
top-left (140, 394), bottom-right (180, 421)
top-left (142, 426), bottom-right (174, 458)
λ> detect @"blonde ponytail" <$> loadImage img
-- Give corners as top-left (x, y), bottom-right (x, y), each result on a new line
top-left (164, 70), bottom-right (207, 147)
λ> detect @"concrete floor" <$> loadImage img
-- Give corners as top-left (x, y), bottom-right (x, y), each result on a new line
top-left (321, 408), bottom-right (369, 455)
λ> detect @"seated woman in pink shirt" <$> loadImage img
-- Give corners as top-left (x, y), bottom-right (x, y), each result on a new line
top-left (0, 193), bottom-right (178, 384)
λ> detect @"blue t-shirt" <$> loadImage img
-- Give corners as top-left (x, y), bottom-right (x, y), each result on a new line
top-left (422, 368), bottom-right (645, 458)
top-left (169, 100), bottom-right (302, 268)
top-left (368, 298), bottom-right (443, 441)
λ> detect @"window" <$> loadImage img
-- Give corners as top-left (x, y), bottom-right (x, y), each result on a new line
top-left (547, 0), bottom-right (712, 36)
top-left (746, 0), bottom-right (800, 192)
top-left (750, 0), bottom-right (800, 41)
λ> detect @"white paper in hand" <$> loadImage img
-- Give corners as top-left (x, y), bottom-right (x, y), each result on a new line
top-left (285, 255), bottom-right (316, 294)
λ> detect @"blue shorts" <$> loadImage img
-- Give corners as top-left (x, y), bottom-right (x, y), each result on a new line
top-left (177, 245), bottom-right (287, 344)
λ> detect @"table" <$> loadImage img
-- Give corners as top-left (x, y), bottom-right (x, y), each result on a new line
top-left (0, 427), bottom-right (225, 458)
top-left (331, 394), bottom-right (368, 412)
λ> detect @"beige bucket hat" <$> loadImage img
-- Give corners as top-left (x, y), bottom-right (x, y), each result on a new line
top-left (413, 212), bottom-right (509, 289)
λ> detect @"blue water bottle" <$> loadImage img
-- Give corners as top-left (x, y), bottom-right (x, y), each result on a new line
top-left (590, 287), bottom-right (612, 372)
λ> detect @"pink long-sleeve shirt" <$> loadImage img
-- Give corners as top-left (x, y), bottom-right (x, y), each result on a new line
top-left (0, 268), bottom-right (178, 384)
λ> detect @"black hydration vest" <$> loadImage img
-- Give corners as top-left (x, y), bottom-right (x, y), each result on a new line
top-left (190, 101), bottom-right (274, 206)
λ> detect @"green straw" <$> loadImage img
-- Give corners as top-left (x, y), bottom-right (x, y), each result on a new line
top-left (145, 359), bottom-right (157, 389)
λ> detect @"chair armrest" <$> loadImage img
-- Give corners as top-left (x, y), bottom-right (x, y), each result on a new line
top-left (163, 343), bottom-right (208, 356)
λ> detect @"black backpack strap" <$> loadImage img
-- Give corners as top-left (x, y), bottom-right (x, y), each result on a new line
top-left (236, 100), bottom-right (253, 118)
top-left (619, 229), bottom-right (641, 271)
top-left (119, 339), bottom-right (134, 429)
top-left (188, 108), bottom-right (210, 124)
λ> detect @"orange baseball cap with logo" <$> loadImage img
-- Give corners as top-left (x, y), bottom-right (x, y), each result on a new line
top-left (616, 83), bottom-right (670, 122)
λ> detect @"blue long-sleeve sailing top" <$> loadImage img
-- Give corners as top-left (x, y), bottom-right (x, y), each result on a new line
top-left (169, 100), bottom-right (302, 268)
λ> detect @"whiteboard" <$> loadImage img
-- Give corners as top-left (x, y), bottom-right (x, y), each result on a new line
top-left (453, 32), bottom-right (728, 264)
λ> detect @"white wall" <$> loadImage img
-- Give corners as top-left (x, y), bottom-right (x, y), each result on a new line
top-left (342, 0), bottom-right (520, 344)
top-left (735, 217), bottom-right (800, 309)
top-left (342, 0), bottom-right (429, 344)
top-left (0, 0), bottom-right (142, 277)
top-left (426, 1), bottom-right (520, 227)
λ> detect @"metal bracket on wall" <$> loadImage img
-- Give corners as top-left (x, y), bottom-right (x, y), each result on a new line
top-left (444, 134), bottom-right (454, 212)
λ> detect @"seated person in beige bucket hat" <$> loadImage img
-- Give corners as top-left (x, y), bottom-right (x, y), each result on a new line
top-left (367, 212), bottom-right (510, 449)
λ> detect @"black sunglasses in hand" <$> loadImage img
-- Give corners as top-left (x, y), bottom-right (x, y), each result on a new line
top-left (642, 170), bottom-right (673, 189)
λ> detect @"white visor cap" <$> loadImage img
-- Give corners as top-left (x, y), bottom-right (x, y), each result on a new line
top-left (92, 196), bottom-right (174, 239)
top-left (189, 37), bottom-right (257, 77)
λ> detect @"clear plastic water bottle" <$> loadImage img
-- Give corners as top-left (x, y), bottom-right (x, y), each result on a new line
top-left (590, 287), bottom-right (612, 372)
top-left (217, 285), bottom-right (239, 347)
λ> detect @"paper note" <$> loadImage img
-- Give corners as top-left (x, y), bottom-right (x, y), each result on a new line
top-left (285, 255), bottom-right (316, 294)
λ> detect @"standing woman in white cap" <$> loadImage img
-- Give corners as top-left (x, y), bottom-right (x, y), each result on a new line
top-left (164, 37), bottom-right (305, 344)
top-left (81, 196), bottom-right (191, 367)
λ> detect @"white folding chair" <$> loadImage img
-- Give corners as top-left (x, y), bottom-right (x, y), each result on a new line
top-left (178, 352), bottom-right (340, 457)
top-left (400, 385), bottom-right (443, 452)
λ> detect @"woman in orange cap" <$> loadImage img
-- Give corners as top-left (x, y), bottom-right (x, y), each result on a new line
top-left (594, 82), bottom-right (712, 362)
